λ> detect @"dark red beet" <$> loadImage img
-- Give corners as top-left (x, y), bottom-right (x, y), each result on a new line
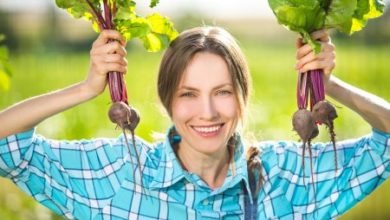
top-left (312, 100), bottom-right (337, 125)
top-left (292, 109), bottom-right (319, 187)
top-left (312, 100), bottom-right (338, 170)
top-left (292, 109), bottom-right (319, 142)
top-left (108, 101), bottom-right (144, 194)
top-left (108, 101), bottom-right (140, 131)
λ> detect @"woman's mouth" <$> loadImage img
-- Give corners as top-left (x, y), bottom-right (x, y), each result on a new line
top-left (191, 124), bottom-right (224, 137)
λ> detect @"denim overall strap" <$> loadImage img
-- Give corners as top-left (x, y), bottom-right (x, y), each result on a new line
top-left (243, 181), bottom-right (258, 220)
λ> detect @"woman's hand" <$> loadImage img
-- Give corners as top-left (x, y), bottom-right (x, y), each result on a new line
top-left (295, 29), bottom-right (336, 85)
top-left (84, 30), bottom-right (128, 97)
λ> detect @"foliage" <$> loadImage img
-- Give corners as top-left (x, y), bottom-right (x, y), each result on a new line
top-left (267, 0), bottom-right (386, 52)
top-left (0, 34), bottom-right (12, 91)
top-left (55, 0), bottom-right (178, 52)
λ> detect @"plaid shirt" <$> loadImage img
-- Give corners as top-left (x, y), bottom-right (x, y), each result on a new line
top-left (1, 127), bottom-right (389, 220)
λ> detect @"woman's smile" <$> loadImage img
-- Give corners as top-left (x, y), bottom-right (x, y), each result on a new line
top-left (191, 123), bottom-right (225, 137)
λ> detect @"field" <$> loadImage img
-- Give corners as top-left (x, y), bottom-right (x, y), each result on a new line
top-left (0, 38), bottom-right (389, 219)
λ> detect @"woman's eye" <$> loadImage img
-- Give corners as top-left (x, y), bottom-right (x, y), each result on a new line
top-left (217, 90), bottom-right (232, 96)
top-left (180, 92), bottom-right (195, 97)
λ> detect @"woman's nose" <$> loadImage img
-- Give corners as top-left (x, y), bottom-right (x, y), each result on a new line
top-left (199, 96), bottom-right (219, 121)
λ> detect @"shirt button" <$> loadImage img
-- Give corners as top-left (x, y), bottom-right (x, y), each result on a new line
top-left (202, 199), bottom-right (209, 206)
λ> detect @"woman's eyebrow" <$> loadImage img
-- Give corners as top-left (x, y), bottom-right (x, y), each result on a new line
top-left (178, 83), bottom-right (233, 91)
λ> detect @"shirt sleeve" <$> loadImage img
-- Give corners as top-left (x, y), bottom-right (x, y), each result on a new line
top-left (0, 128), bottom-right (145, 219)
top-left (258, 128), bottom-right (390, 219)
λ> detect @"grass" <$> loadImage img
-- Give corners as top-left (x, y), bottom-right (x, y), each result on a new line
top-left (0, 38), bottom-right (389, 219)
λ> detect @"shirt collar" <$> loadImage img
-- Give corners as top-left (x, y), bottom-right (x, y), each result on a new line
top-left (148, 126), bottom-right (254, 202)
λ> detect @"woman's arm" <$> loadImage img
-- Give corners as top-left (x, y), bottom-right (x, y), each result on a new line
top-left (295, 30), bottom-right (390, 132)
top-left (325, 76), bottom-right (390, 132)
top-left (0, 30), bottom-right (128, 139)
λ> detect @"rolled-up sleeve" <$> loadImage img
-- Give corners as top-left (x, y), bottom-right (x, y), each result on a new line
top-left (0, 128), bottom-right (142, 219)
top-left (0, 129), bottom-right (36, 178)
top-left (258, 128), bottom-right (390, 219)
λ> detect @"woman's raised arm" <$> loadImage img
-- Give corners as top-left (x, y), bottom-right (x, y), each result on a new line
top-left (296, 30), bottom-right (390, 132)
top-left (0, 30), bottom-right (128, 139)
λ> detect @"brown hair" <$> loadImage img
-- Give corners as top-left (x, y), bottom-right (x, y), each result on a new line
top-left (158, 26), bottom-right (263, 197)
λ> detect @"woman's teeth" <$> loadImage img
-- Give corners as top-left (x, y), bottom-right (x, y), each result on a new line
top-left (193, 125), bottom-right (222, 133)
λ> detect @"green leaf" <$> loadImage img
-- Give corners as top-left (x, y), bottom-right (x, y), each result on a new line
top-left (116, 0), bottom-right (136, 8)
top-left (114, 4), bottom-right (136, 20)
top-left (0, 69), bottom-right (10, 91)
top-left (348, 0), bottom-right (385, 34)
top-left (274, 5), bottom-right (325, 33)
top-left (141, 33), bottom-right (169, 52)
top-left (55, 0), bottom-right (100, 27)
top-left (55, 0), bottom-right (76, 8)
top-left (55, 0), bottom-right (178, 52)
top-left (116, 17), bottom-right (151, 41)
top-left (268, 0), bottom-right (386, 53)
top-left (146, 13), bottom-right (178, 41)
top-left (150, 0), bottom-right (159, 8)
top-left (325, 0), bottom-right (357, 34)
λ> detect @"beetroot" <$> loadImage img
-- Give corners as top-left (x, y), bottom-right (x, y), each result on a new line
top-left (108, 101), bottom-right (140, 131)
top-left (292, 109), bottom-right (318, 187)
top-left (293, 69), bottom-right (338, 188)
top-left (312, 100), bottom-right (338, 170)
top-left (292, 109), bottom-right (319, 142)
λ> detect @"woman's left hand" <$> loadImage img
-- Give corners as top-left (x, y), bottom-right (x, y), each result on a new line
top-left (295, 29), bottom-right (336, 84)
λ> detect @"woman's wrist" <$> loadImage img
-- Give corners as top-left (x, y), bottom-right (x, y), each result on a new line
top-left (79, 80), bottom-right (102, 101)
top-left (324, 74), bottom-right (337, 96)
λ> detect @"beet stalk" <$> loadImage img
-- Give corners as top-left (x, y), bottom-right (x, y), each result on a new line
top-left (293, 68), bottom-right (339, 190)
top-left (85, 0), bottom-right (143, 192)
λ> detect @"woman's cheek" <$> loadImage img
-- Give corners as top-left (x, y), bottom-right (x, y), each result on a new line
top-left (172, 99), bottom-right (198, 120)
top-left (216, 96), bottom-right (238, 118)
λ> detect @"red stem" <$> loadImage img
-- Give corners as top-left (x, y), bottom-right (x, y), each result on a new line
top-left (85, 0), bottom-right (107, 29)
top-left (96, 0), bottom-right (127, 104)
top-left (103, 0), bottom-right (112, 29)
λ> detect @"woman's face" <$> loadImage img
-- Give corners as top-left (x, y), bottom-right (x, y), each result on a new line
top-left (171, 52), bottom-right (239, 156)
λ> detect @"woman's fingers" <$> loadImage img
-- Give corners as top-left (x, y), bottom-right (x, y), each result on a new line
top-left (93, 30), bottom-right (126, 47)
top-left (296, 41), bottom-right (335, 75)
top-left (296, 43), bottom-right (313, 59)
top-left (104, 54), bottom-right (128, 66)
top-left (91, 55), bottom-right (128, 75)
top-left (310, 29), bottom-right (330, 42)
top-left (92, 41), bottom-right (127, 56)
top-left (300, 59), bottom-right (335, 76)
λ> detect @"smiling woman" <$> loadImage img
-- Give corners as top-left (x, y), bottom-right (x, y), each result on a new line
top-left (0, 26), bottom-right (390, 220)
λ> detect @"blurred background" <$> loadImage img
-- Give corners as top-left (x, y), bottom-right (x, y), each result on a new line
top-left (0, 0), bottom-right (389, 219)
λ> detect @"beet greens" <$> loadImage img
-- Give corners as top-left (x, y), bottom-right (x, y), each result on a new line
top-left (268, 0), bottom-right (385, 194)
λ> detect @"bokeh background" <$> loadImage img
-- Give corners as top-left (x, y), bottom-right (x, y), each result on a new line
top-left (0, 0), bottom-right (390, 219)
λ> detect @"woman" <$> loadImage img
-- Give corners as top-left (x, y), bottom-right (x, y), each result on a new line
top-left (0, 27), bottom-right (389, 219)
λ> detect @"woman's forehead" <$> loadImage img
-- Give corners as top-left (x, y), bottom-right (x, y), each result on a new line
top-left (178, 52), bottom-right (232, 89)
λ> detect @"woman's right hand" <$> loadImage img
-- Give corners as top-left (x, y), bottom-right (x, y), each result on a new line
top-left (84, 30), bottom-right (128, 97)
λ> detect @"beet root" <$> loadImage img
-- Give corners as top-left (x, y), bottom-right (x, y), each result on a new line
top-left (108, 101), bottom-right (140, 131)
top-left (312, 100), bottom-right (338, 170)
top-left (312, 100), bottom-right (337, 125)
top-left (292, 109), bottom-right (319, 142)
top-left (292, 109), bottom-right (319, 188)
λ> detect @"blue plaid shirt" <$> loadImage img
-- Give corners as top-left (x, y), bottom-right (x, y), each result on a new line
top-left (1, 127), bottom-right (389, 219)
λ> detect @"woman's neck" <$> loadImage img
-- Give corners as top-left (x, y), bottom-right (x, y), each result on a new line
top-left (176, 142), bottom-right (230, 190)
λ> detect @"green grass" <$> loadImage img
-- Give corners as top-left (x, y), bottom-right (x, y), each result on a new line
top-left (0, 40), bottom-right (389, 219)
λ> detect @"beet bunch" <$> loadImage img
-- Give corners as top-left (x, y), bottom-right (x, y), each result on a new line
top-left (292, 69), bottom-right (338, 186)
